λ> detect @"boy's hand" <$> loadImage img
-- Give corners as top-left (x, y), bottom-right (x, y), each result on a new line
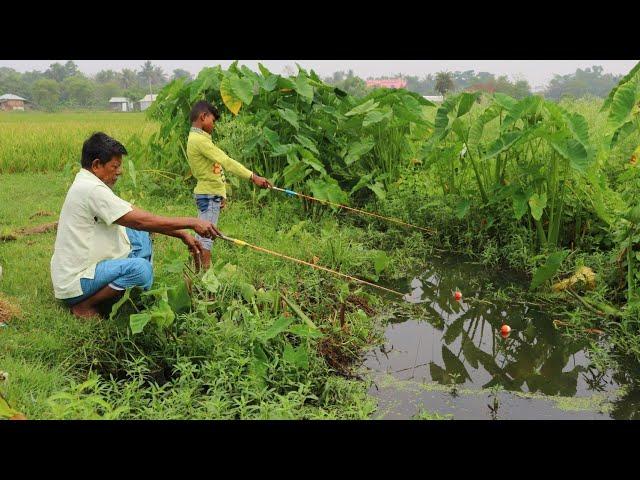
top-left (251, 173), bottom-right (272, 189)
top-left (181, 234), bottom-right (205, 258)
top-left (192, 219), bottom-right (221, 239)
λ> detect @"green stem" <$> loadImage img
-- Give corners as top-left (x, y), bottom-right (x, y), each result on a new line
top-left (466, 144), bottom-right (488, 203)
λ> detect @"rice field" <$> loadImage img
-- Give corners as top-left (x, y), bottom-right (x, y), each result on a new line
top-left (0, 112), bottom-right (157, 173)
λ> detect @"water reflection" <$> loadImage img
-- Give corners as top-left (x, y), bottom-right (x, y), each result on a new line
top-left (369, 256), bottom-right (618, 399)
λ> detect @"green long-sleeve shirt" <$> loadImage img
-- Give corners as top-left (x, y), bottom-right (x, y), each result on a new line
top-left (186, 127), bottom-right (253, 197)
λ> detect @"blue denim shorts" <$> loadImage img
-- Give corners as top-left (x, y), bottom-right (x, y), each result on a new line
top-left (194, 194), bottom-right (222, 251)
top-left (64, 228), bottom-right (154, 306)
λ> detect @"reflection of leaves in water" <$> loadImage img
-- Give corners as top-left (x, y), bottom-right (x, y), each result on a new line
top-left (443, 316), bottom-right (466, 345)
top-left (409, 257), bottom-right (607, 398)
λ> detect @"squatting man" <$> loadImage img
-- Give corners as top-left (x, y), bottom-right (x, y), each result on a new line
top-left (50, 132), bottom-right (221, 319)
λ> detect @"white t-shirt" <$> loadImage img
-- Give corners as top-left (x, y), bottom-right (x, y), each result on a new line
top-left (51, 169), bottom-right (133, 299)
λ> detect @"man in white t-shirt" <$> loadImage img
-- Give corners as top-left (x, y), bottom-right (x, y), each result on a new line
top-left (51, 132), bottom-right (221, 319)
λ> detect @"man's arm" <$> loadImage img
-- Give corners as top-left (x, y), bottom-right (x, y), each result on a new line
top-left (201, 141), bottom-right (272, 188)
top-left (115, 207), bottom-right (221, 239)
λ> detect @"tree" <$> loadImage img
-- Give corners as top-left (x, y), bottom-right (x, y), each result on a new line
top-left (119, 69), bottom-right (138, 89)
top-left (544, 65), bottom-right (623, 100)
top-left (62, 76), bottom-right (94, 107)
top-left (138, 61), bottom-right (167, 93)
top-left (94, 81), bottom-right (122, 107)
top-left (324, 70), bottom-right (367, 97)
top-left (31, 79), bottom-right (61, 110)
top-left (64, 61), bottom-right (80, 79)
top-left (172, 69), bottom-right (192, 81)
top-left (45, 63), bottom-right (68, 83)
top-left (0, 67), bottom-right (24, 96)
top-left (95, 70), bottom-right (119, 84)
top-left (435, 71), bottom-right (454, 96)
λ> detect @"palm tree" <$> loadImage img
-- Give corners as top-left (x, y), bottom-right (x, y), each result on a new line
top-left (120, 69), bottom-right (138, 89)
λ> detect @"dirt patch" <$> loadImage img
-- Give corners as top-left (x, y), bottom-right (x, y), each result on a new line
top-left (0, 295), bottom-right (21, 323)
top-left (1, 221), bottom-right (58, 241)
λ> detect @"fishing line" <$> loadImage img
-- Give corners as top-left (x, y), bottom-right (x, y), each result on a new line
top-left (217, 233), bottom-right (405, 298)
top-left (271, 186), bottom-right (436, 234)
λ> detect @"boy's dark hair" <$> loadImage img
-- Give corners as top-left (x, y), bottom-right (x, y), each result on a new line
top-left (190, 100), bottom-right (220, 123)
top-left (81, 132), bottom-right (127, 169)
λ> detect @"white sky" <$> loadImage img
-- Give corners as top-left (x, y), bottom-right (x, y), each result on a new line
top-left (1, 60), bottom-right (637, 89)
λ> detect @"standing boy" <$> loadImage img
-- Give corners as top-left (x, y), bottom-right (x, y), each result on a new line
top-left (187, 100), bottom-right (272, 270)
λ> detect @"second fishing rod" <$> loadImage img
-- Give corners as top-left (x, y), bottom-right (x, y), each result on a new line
top-left (269, 186), bottom-right (436, 234)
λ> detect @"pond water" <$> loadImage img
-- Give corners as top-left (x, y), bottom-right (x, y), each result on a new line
top-left (365, 255), bottom-right (640, 420)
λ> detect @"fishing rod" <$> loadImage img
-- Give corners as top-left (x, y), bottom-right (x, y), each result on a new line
top-left (270, 186), bottom-right (436, 234)
top-left (217, 233), bottom-right (405, 298)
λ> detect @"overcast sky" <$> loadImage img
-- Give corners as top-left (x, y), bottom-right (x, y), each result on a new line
top-left (1, 60), bottom-right (637, 89)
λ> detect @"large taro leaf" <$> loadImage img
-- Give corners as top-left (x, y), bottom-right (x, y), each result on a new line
top-left (366, 182), bottom-right (386, 201)
top-left (528, 192), bottom-right (547, 221)
top-left (298, 147), bottom-right (326, 175)
top-left (294, 74), bottom-right (314, 101)
top-left (467, 104), bottom-right (500, 148)
top-left (229, 75), bottom-right (254, 105)
top-left (345, 98), bottom-right (379, 117)
top-left (602, 61), bottom-right (640, 111)
top-left (607, 79), bottom-right (638, 130)
top-left (482, 131), bottom-right (522, 161)
top-left (456, 92), bottom-right (480, 118)
top-left (283, 160), bottom-right (312, 186)
top-left (277, 108), bottom-right (299, 130)
top-left (201, 268), bottom-right (221, 293)
top-left (362, 108), bottom-right (392, 128)
top-left (344, 138), bottom-right (375, 165)
top-left (512, 189), bottom-right (529, 220)
top-left (307, 179), bottom-right (349, 207)
top-left (547, 134), bottom-right (590, 173)
top-left (220, 76), bottom-right (242, 115)
top-left (129, 312), bottom-right (152, 335)
top-left (371, 250), bottom-right (390, 276)
top-left (529, 250), bottom-right (568, 291)
top-left (167, 281), bottom-right (191, 314)
top-left (294, 134), bottom-right (319, 155)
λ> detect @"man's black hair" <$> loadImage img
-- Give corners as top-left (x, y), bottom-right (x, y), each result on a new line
top-left (81, 132), bottom-right (127, 169)
top-left (190, 100), bottom-right (220, 123)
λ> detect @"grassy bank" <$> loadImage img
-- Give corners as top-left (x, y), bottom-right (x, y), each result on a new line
top-left (0, 171), bottom-right (433, 419)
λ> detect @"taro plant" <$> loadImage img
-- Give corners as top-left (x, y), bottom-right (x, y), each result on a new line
top-left (145, 62), bottom-right (435, 205)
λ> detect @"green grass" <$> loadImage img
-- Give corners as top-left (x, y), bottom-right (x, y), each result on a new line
top-left (0, 112), bottom-right (157, 173)
top-left (1, 171), bottom-right (429, 419)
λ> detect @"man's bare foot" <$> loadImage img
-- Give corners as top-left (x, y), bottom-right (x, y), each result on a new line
top-left (70, 304), bottom-right (101, 319)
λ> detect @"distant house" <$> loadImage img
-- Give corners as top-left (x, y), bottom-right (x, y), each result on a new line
top-left (366, 78), bottom-right (407, 89)
top-left (423, 95), bottom-right (444, 103)
top-left (109, 97), bottom-right (133, 112)
top-left (138, 94), bottom-right (158, 111)
top-left (0, 94), bottom-right (28, 111)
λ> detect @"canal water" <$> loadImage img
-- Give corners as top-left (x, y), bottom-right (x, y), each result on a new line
top-left (365, 255), bottom-right (640, 419)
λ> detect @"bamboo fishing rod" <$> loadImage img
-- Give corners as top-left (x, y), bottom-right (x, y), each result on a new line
top-left (270, 186), bottom-right (436, 234)
top-left (217, 233), bottom-right (405, 298)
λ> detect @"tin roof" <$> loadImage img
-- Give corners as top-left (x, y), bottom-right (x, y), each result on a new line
top-left (0, 94), bottom-right (27, 101)
top-left (139, 94), bottom-right (158, 102)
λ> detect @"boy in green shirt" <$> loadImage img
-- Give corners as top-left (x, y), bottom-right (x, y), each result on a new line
top-left (187, 100), bottom-right (272, 270)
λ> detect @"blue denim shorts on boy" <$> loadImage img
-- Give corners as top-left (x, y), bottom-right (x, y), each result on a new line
top-left (64, 228), bottom-right (153, 306)
top-left (194, 194), bottom-right (222, 251)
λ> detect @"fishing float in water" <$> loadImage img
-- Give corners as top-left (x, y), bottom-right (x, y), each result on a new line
top-left (216, 232), bottom-right (406, 298)
top-left (270, 186), bottom-right (436, 234)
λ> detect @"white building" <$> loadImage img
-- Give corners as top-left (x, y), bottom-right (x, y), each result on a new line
top-left (109, 97), bottom-right (133, 112)
top-left (138, 94), bottom-right (158, 111)
top-left (423, 95), bottom-right (444, 103)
